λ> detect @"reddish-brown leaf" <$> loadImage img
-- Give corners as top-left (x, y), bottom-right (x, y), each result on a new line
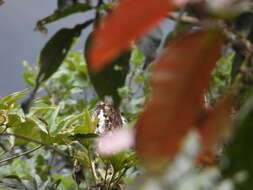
top-left (89, 0), bottom-right (175, 71)
top-left (197, 97), bottom-right (233, 166)
top-left (135, 30), bottom-right (224, 168)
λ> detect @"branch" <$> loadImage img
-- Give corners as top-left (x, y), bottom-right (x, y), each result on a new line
top-left (0, 145), bottom-right (42, 165)
top-left (95, 0), bottom-right (103, 19)
top-left (0, 133), bottom-right (71, 160)
top-left (167, 12), bottom-right (200, 25)
top-left (222, 24), bottom-right (253, 54)
top-left (87, 148), bottom-right (98, 186)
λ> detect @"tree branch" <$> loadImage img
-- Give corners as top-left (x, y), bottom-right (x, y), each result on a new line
top-left (0, 133), bottom-right (71, 160)
top-left (0, 145), bottom-right (42, 165)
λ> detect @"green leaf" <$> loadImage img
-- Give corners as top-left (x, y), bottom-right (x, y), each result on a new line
top-left (59, 113), bottom-right (85, 133)
top-left (52, 174), bottom-right (74, 189)
top-left (0, 91), bottom-right (25, 110)
top-left (37, 26), bottom-right (81, 83)
top-left (106, 152), bottom-right (128, 173)
top-left (22, 61), bottom-right (36, 87)
top-left (74, 151), bottom-right (90, 168)
top-left (130, 48), bottom-right (145, 67)
top-left (21, 21), bottom-right (92, 114)
top-left (23, 72), bottom-right (36, 87)
top-left (0, 91), bottom-right (25, 104)
top-left (12, 117), bottom-right (42, 145)
top-left (58, 109), bottom-right (96, 134)
top-left (105, 152), bottom-right (137, 173)
top-left (7, 114), bottom-right (25, 128)
top-left (35, 3), bottom-right (92, 32)
top-left (208, 52), bottom-right (234, 103)
top-left (85, 34), bottom-right (131, 108)
top-left (48, 104), bottom-right (62, 134)
top-left (74, 109), bottom-right (97, 134)
top-left (31, 116), bottom-right (48, 134)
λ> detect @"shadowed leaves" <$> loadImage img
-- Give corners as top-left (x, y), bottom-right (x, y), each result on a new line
top-left (22, 21), bottom-right (92, 113)
top-left (222, 96), bottom-right (253, 189)
top-left (85, 34), bottom-right (131, 108)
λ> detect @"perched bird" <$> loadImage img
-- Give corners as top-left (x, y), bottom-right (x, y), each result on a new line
top-left (92, 101), bottom-right (126, 135)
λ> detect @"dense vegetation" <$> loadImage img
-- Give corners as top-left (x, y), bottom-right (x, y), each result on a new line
top-left (1, 0), bottom-right (253, 189)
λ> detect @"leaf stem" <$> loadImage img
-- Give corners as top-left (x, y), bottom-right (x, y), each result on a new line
top-left (106, 168), bottom-right (115, 190)
top-left (103, 163), bottom-right (109, 187)
top-left (87, 148), bottom-right (98, 186)
top-left (168, 12), bottom-right (200, 25)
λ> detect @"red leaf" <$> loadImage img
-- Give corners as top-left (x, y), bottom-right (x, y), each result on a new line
top-left (135, 30), bottom-right (224, 168)
top-left (89, 0), bottom-right (175, 71)
top-left (197, 97), bottom-right (233, 166)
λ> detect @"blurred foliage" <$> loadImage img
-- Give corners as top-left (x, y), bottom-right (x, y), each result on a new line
top-left (222, 96), bottom-right (253, 189)
top-left (0, 50), bottom-right (143, 189)
top-left (2, 0), bottom-right (253, 189)
top-left (207, 52), bottom-right (234, 104)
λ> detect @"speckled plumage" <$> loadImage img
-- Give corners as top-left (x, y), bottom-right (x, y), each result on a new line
top-left (92, 101), bottom-right (126, 135)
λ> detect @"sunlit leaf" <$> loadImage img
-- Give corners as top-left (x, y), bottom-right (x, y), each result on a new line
top-left (13, 117), bottom-right (42, 145)
top-left (7, 114), bottom-right (25, 128)
top-left (135, 30), bottom-right (224, 169)
top-left (0, 91), bottom-right (25, 110)
top-left (88, 0), bottom-right (175, 71)
top-left (74, 109), bottom-right (97, 134)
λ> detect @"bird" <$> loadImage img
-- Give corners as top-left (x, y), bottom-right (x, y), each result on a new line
top-left (92, 101), bottom-right (126, 135)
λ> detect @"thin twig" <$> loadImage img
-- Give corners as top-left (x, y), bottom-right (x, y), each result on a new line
top-left (0, 133), bottom-right (70, 160)
top-left (103, 163), bottom-right (109, 188)
top-left (107, 168), bottom-right (115, 190)
top-left (222, 24), bottom-right (253, 54)
top-left (87, 148), bottom-right (98, 186)
top-left (94, 0), bottom-right (103, 27)
top-left (0, 145), bottom-right (42, 165)
top-left (168, 12), bottom-right (200, 25)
